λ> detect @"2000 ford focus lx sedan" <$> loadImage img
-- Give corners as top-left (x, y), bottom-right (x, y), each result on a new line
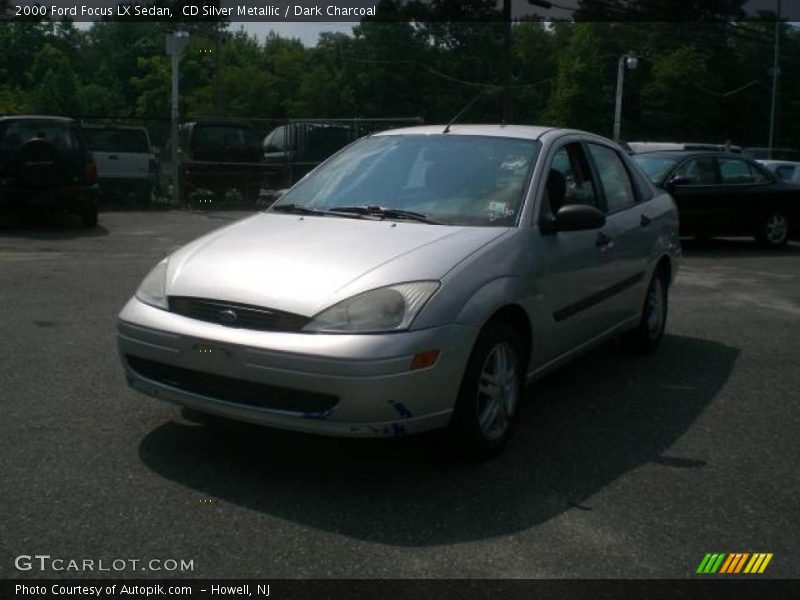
top-left (118, 125), bottom-right (680, 457)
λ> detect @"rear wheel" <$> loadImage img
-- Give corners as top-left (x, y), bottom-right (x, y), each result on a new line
top-left (755, 211), bottom-right (789, 248)
top-left (621, 266), bottom-right (668, 353)
top-left (447, 321), bottom-right (524, 459)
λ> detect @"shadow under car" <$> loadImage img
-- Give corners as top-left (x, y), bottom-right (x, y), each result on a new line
top-left (138, 334), bottom-right (738, 546)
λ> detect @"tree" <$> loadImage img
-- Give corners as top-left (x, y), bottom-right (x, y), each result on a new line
top-left (543, 24), bottom-right (611, 134)
top-left (28, 44), bottom-right (80, 114)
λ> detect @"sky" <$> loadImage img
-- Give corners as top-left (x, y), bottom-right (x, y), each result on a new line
top-left (229, 22), bottom-right (355, 46)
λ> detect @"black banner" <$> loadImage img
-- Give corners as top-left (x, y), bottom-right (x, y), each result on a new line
top-left (2, 0), bottom-right (798, 23)
top-left (4, 580), bottom-right (800, 600)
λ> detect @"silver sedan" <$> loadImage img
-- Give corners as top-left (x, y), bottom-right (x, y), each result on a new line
top-left (118, 125), bottom-right (680, 457)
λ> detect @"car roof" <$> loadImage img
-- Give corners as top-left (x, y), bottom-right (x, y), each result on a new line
top-left (0, 115), bottom-right (77, 124)
top-left (184, 120), bottom-right (255, 128)
top-left (632, 150), bottom-right (746, 159)
top-left (759, 159), bottom-right (800, 167)
top-left (374, 124), bottom-right (557, 140)
top-left (82, 124), bottom-right (147, 131)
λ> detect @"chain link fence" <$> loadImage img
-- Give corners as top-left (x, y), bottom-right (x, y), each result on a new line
top-left (77, 116), bottom-right (424, 210)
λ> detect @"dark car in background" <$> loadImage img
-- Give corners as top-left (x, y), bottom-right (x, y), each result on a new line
top-left (83, 125), bottom-right (158, 205)
top-left (262, 122), bottom-right (359, 187)
top-left (633, 151), bottom-right (800, 247)
top-left (173, 120), bottom-right (266, 206)
top-left (0, 115), bottom-right (98, 227)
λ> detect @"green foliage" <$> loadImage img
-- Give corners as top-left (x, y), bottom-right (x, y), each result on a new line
top-left (544, 24), bottom-right (611, 133)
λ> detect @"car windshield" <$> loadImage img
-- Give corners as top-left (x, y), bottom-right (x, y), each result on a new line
top-left (272, 134), bottom-right (540, 227)
top-left (632, 154), bottom-right (680, 183)
top-left (84, 127), bottom-right (149, 153)
top-left (0, 120), bottom-right (81, 154)
top-left (193, 126), bottom-right (260, 151)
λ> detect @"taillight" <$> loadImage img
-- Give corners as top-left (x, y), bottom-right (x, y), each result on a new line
top-left (149, 157), bottom-right (159, 173)
top-left (84, 154), bottom-right (98, 183)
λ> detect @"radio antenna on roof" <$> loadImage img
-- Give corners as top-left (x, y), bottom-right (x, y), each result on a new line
top-left (443, 88), bottom-right (491, 134)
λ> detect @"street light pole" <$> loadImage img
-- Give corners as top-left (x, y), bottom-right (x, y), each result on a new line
top-left (168, 30), bottom-right (189, 206)
top-left (768, 0), bottom-right (781, 159)
top-left (613, 53), bottom-right (637, 142)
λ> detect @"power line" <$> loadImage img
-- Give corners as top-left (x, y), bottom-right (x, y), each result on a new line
top-left (693, 79), bottom-right (761, 97)
top-left (337, 55), bottom-right (554, 90)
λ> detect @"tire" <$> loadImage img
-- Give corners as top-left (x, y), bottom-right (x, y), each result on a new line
top-left (447, 321), bottom-right (524, 460)
top-left (755, 211), bottom-right (789, 248)
top-left (80, 205), bottom-right (98, 228)
top-left (621, 266), bottom-right (668, 354)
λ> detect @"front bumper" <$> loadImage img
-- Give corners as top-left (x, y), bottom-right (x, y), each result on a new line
top-left (117, 297), bottom-right (477, 437)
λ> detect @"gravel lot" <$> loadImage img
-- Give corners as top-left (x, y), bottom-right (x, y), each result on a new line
top-left (1, 210), bottom-right (798, 578)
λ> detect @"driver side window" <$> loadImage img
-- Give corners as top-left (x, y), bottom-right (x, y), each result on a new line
top-left (545, 143), bottom-right (599, 216)
top-left (674, 157), bottom-right (717, 185)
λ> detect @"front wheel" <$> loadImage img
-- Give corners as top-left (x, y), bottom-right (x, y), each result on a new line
top-left (621, 267), bottom-right (668, 353)
top-left (755, 211), bottom-right (789, 248)
top-left (447, 321), bottom-right (524, 460)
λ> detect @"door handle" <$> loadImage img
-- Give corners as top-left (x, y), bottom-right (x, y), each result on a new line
top-left (108, 155), bottom-right (118, 160)
top-left (596, 232), bottom-right (614, 250)
top-left (641, 214), bottom-right (652, 228)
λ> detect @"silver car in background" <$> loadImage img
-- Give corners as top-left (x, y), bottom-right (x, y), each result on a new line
top-left (118, 125), bottom-right (680, 458)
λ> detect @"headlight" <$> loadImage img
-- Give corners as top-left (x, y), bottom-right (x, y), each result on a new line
top-left (135, 258), bottom-right (169, 310)
top-left (304, 281), bottom-right (439, 333)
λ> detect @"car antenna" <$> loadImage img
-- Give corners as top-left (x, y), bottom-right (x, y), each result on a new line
top-left (443, 88), bottom-right (490, 134)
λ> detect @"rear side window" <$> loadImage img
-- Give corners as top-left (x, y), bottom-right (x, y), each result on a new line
top-left (719, 158), bottom-right (754, 184)
top-left (0, 121), bottom-right (81, 154)
top-left (775, 166), bottom-right (794, 181)
top-left (587, 143), bottom-right (636, 212)
top-left (84, 128), bottom-right (149, 153)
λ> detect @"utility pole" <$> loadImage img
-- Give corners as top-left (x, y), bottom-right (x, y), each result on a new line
top-left (768, 0), bottom-right (781, 159)
top-left (167, 30), bottom-right (189, 205)
top-left (502, 0), bottom-right (513, 123)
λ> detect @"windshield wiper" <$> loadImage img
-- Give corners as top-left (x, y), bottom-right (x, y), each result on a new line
top-left (269, 203), bottom-right (358, 219)
top-left (327, 205), bottom-right (440, 224)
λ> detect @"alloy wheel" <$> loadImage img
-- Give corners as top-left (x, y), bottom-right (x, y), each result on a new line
top-left (476, 342), bottom-right (519, 441)
top-left (645, 275), bottom-right (665, 339)
top-left (765, 213), bottom-right (789, 245)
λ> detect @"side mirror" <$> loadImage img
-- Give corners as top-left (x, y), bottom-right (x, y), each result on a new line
top-left (665, 175), bottom-right (693, 192)
top-left (542, 204), bottom-right (606, 234)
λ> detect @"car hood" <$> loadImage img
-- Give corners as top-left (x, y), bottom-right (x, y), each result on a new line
top-left (166, 213), bottom-right (508, 316)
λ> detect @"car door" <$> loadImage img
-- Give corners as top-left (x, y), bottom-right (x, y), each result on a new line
top-left (665, 155), bottom-right (722, 234)
top-left (531, 140), bottom-right (620, 362)
top-left (716, 156), bottom-right (776, 233)
top-left (585, 141), bottom-right (652, 327)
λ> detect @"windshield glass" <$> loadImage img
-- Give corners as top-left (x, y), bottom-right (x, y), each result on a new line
top-left (632, 154), bottom-right (680, 183)
top-left (84, 127), bottom-right (149, 153)
top-left (272, 134), bottom-right (541, 227)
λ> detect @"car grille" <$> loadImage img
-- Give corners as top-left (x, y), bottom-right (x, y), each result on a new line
top-left (126, 355), bottom-right (338, 415)
top-left (168, 296), bottom-right (310, 332)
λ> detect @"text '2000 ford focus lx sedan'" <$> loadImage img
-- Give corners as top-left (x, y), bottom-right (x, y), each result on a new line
top-left (118, 125), bottom-right (681, 458)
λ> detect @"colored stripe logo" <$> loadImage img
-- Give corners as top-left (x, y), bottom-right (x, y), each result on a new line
top-left (696, 553), bottom-right (773, 574)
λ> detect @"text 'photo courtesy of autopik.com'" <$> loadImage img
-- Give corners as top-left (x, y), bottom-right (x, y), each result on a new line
top-left (1, 0), bottom-right (799, 598)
